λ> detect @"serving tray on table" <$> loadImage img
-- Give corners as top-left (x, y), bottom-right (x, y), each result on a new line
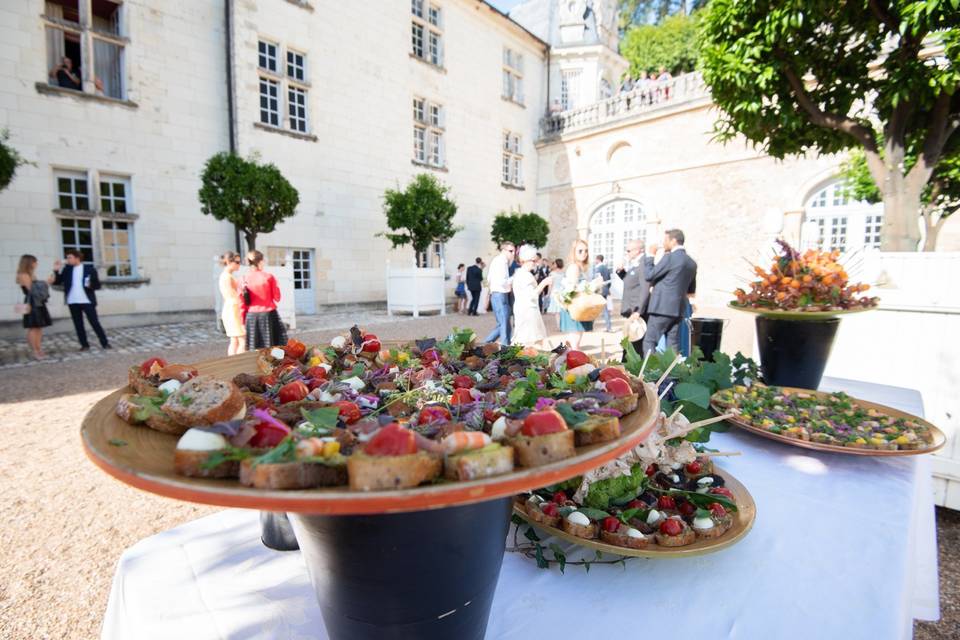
top-left (512, 468), bottom-right (756, 558)
top-left (710, 386), bottom-right (946, 457)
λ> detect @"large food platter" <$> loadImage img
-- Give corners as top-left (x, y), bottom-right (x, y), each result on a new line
top-left (710, 386), bottom-right (946, 457)
top-left (512, 468), bottom-right (755, 558)
top-left (82, 351), bottom-right (661, 515)
top-left (727, 302), bottom-right (874, 320)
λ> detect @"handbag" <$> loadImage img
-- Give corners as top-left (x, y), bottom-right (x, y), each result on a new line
top-left (566, 292), bottom-right (606, 322)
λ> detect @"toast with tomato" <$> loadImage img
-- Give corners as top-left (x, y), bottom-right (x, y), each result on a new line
top-left (508, 409), bottom-right (576, 467)
top-left (443, 444), bottom-right (514, 481)
top-left (347, 423), bottom-right (441, 490)
top-left (127, 357), bottom-right (198, 397)
top-left (573, 414), bottom-right (621, 446)
top-left (160, 376), bottom-right (246, 426)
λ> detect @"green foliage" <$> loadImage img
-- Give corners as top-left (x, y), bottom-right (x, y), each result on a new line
top-left (619, 0), bottom-right (709, 28)
top-left (490, 211), bottom-right (550, 248)
top-left (197, 152), bottom-right (299, 250)
top-left (379, 174), bottom-right (461, 264)
top-left (0, 129), bottom-right (27, 193)
top-left (621, 13), bottom-right (700, 76)
top-left (584, 463), bottom-right (648, 510)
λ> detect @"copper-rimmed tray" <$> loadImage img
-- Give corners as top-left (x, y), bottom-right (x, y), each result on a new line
top-left (710, 387), bottom-right (946, 457)
top-left (81, 351), bottom-right (661, 515)
top-left (512, 468), bottom-right (755, 558)
top-left (727, 302), bottom-right (874, 320)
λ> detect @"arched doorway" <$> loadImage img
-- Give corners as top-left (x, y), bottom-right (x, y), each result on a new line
top-left (588, 198), bottom-right (647, 268)
top-left (801, 180), bottom-right (884, 253)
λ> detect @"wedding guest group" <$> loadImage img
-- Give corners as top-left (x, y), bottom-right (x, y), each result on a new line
top-left (51, 249), bottom-right (111, 351)
top-left (16, 254), bottom-right (52, 360)
top-left (218, 252), bottom-right (246, 356)
top-left (241, 250), bottom-right (287, 350)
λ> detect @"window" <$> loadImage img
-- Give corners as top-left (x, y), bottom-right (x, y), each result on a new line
top-left (43, 0), bottom-right (127, 100)
top-left (412, 2), bottom-right (443, 66)
top-left (288, 86), bottom-right (307, 132)
top-left (588, 199), bottom-right (647, 268)
top-left (286, 50), bottom-right (306, 82)
top-left (54, 169), bottom-right (137, 278)
top-left (258, 40), bottom-right (278, 72)
top-left (502, 131), bottom-right (523, 187)
top-left (502, 48), bottom-right (524, 104)
top-left (413, 97), bottom-right (444, 168)
top-left (864, 214), bottom-right (883, 249)
top-left (259, 78), bottom-right (280, 126)
top-left (561, 69), bottom-right (582, 110)
top-left (803, 179), bottom-right (884, 253)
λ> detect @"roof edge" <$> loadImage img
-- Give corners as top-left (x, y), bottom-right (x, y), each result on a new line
top-left (476, 0), bottom-right (550, 49)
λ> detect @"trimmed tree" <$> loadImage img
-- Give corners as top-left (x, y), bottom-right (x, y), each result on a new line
top-left (0, 129), bottom-right (27, 193)
top-left (621, 13), bottom-right (701, 76)
top-left (379, 173), bottom-right (461, 267)
top-left (699, 0), bottom-right (960, 251)
top-left (490, 211), bottom-right (550, 248)
top-left (198, 152), bottom-right (299, 250)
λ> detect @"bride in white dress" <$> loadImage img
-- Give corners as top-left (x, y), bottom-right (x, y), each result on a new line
top-left (511, 245), bottom-right (553, 348)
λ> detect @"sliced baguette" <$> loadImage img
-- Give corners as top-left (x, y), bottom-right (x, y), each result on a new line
top-left (347, 451), bottom-right (441, 490)
top-left (574, 415), bottom-right (621, 446)
top-left (239, 459), bottom-right (347, 489)
top-left (161, 376), bottom-right (245, 426)
top-left (174, 450), bottom-right (240, 479)
top-left (607, 393), bottom-right (639, 415)
top-left (561, 518), bottom-right (597, 539)
top-left (128, 366), bottom-right (160, 397)
top-left (654, 522), bottom-right (696, 547)
top-left (601, 525), bottom-right (651, 549)
top-left (508, 429), bottom-right (576, 467)
top-left (443, 446), bottom-right (514, 481)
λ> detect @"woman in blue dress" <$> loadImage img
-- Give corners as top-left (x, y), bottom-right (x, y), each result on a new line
top-left (557, 239), bottom-right (600, 349)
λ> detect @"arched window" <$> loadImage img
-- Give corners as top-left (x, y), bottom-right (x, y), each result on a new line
top-left (802, 181), bottom-right (884, 252)
top-left (588, 199), bottom-right (647, 267)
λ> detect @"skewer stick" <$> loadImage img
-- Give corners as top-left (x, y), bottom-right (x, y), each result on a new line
top-left (683, 413), bottom-right (734, 432)
top-left (601, 337), bottom-right (606, 363)
top-left (655, 353), bottom-right (684, 388)
top-left (658, 381), bottom-right (674, 401)
top-left (699, 451), bottom-right (742, 457)
top-left (638, 349), bottom-right (652, 378)
top-left (667, 405), bottom-right (683, 422)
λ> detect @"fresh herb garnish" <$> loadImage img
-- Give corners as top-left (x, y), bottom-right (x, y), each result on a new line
top-left (178, 395), bottom-right (195, 406)
top-left (554, 403), bottom-right (589, 427)
top-left (250, 437), bottom-right (298, 467)
top-left (298, 406), bottom-right (340, 436)
top-left (199, 446), bottom-right (253, 470)
top-left (108, 438), bottom-right (127, 447)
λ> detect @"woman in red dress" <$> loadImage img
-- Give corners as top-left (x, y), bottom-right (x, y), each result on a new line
top-left (241, 250), bottom-right (288, 349)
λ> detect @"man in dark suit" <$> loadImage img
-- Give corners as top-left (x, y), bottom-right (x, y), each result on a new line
top-left (642, 229), bottom-right (696, 354)
top-left (617, 239), bottom-right (649, 359)
top-left (52, 249), bottom-right (111, 350)
top-left (465, 257), bottom-right (484, 316)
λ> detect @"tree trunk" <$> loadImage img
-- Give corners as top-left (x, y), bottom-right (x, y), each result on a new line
top-left (245, 231), bottom-right (257, 251)
top-left (921, 209), bottom-right (949, 252)
top-left (879, 174), bottom-right (923, 252)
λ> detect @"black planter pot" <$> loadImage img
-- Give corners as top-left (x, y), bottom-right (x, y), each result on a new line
top-left (289, 497), bottom-right (513, 640)
top-left (755, 316), bottom-right (840, 389)
top-left (260, 511), bottom-right (300, 551)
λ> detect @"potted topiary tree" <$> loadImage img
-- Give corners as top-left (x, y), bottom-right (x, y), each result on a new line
top-left (490, 211), bottom-right (550, 249)
top-left (378, 174), bottom-right (461, 316)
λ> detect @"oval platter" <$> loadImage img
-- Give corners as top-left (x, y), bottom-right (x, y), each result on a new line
top-left (512, 468), bottom-right (755, 558)
top-left (82, 351), bottom-right (661, 515)
top-left (727, 302), bottom-right (874, 320)
top-left (710, 386), bottom-right (946, 457)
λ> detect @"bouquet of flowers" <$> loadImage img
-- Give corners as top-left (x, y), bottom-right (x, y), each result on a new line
top-left (559, 278), bottom-right (606, 322)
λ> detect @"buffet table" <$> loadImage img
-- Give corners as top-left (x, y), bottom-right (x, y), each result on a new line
top-left (101, 377), bottom-right (940, 639)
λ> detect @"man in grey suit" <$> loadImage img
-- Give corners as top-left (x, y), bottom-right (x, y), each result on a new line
top-left (591, 254), bottom-right (613, 332)
top-left (642, 229), bottom-right (697, 354)
top-left (617, 240), bottom-right (649, 359)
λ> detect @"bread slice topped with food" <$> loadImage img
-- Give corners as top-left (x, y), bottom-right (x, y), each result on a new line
top-left (239, 437), bottom-right (347, 490)
top-left (161, 376), bottom-right (246, 427)
top-left (441, 431), bottom-right (514, 481)
top-left (115, 393), bottom-right (187, 435)
top-left (128, 356), bottom-right (199, 397)
top-left (571, 414), bottom-right (621, 446)
top-left (347, 423), bottom-right (442, 490)
top-left (508, 409), bottom-right (576, 467)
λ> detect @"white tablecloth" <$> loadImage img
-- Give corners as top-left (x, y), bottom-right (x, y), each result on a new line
top-left (102, 377), bottom-right (939, 639)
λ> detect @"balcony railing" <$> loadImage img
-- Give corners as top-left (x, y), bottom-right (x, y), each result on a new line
top-left (539, 72), bottom-right (710, 140)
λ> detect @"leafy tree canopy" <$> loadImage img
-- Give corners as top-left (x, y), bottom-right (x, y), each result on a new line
top-left (198, 152), bottom-right (299, 250)
top-left (490, 211), bottom-right (550, 248)
top-left (619, 0), bottom-right (708, 28)
top-left (379, 173), bottom-right (461, 264)
top-left (621, 13), bottom-right (700, 77)
top-left (0, 129), bottom-right (27, 193)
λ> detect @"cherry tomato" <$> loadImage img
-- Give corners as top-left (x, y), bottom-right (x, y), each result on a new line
top-left (551, 491), bottom-right (567, 504)
top-left (520, 409), bottom-right (567, 437)
top-left (709, 487), bottom-right (735, 499)
top-left (277, 380), bottom-right (309, 404)
top-left (602, 516), bottom-right (621, 533)
top-left (139, 357), bottom-right (167, 376)
top-left (450, 388), bottom-right (474, 405)
top-left (604, 378), bottom-right (632, 398)
top-left (421, 348), bottom-right (441, 364)
top-left (678, 501), bottom-right (696, 517)
top-left (659, 518), bottom-right (683, 536)
top-left (333, 401), bottom-right (362, 425)
top-left (418, 405), bottom-right (452, 424)
top-left (261, 374), bottom-right (278, 388)
top-left (453, 375), bottom-right (475, 389)
top-left (686, 461), bottom-right (703, 475)
top-left (249, 418), bottom-right (291, 448)
top-left (541, 502), bottom-right (559, 517)
top-left (709, 503), bottom-right (727, 517)
top-left (283, 339), bottom-right (306, 360)
top-left (598, 367), bottom-right (629, 384)
top-left (658, 495), bottom-right (676, 510)
top-left (274, 363), bottom-right (300, 379)
top-left (361, 334), bottom-right (381, 353)
top-left (565, 350), bottom-right (590, 369)
top-left (365, 423), bottom-right (417, 456)
top-left (627, 499), bottom-right (646, 510)
top-left (483, 409), bottom-right (502, 424)
top-left (305, 366), bottom-right (329, 381)
top-left (306, 378), bottom-right (326, 391)
top-left (645, 463), bottom-right (658, 477)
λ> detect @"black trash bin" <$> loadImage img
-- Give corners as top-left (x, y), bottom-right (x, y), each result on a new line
top-left (690, 317), bottom-right (724, 361)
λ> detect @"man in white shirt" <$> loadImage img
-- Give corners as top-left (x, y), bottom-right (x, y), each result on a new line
top-left (483, 242), bottom-right (515, 345)
top-left (52, 250), bottom-right (111, 351)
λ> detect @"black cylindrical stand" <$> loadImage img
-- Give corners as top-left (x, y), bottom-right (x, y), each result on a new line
top-left (756, 316), bottom-right (840, 389)
top-left (289, 497), bottom-right (513, 640)
top-left (260, 511), bottom-right (299, 551)
top-left (690, 317), bottom-right (724, 361)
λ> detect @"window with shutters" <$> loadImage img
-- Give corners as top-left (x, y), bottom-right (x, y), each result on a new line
top-left (411, 2), bottom-right (443, 68)
top-left (502, 47), bottom-right (524, 105)
top-left (413, 97), bottom-right (445, 169)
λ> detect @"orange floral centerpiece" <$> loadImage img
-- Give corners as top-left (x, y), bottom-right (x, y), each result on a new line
top-left (732, 240), bottom-right (878, 313)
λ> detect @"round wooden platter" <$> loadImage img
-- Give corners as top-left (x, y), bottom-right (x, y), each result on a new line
top-left (727, 302), bottom-right (874, 320)
top-left (710, 387), bottom-right (946, 457)
top-left (82, 351), bottom-right (661, 515)
top-left (512, 468), bottom-right (756, 558)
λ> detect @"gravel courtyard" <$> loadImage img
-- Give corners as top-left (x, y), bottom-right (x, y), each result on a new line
top-left (0, 310), bottom-right (955, 639)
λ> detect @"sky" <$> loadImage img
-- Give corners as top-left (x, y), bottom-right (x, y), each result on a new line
top-left (488, 0), bottom-right (525, 12)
